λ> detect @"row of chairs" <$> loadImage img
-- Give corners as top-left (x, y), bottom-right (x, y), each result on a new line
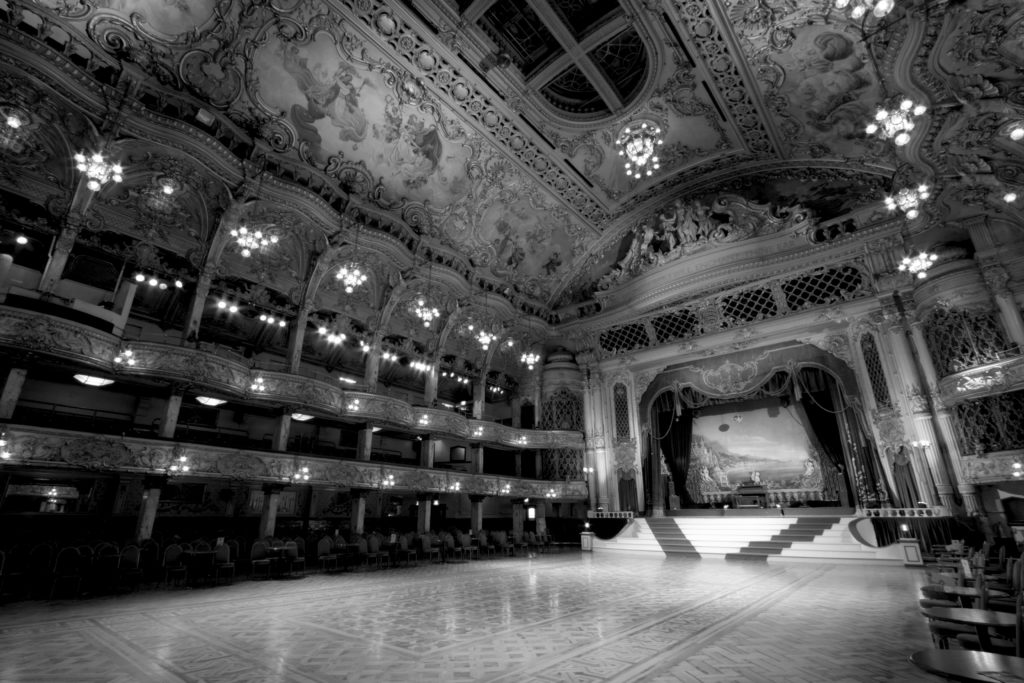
top-left (0, 542), bottom-right (147, 600)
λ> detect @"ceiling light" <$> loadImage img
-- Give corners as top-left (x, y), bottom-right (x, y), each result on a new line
top-left (230, 225), bottom-right (278, 258)
top-left (866, 98), bottom-right (926, 146)
top-left (339, 376), bottom-right (357, 385)
top-left (898, 252), bottom-right (938, 279)
top-left (1004, 192), bottom-right (1018, 203)
top-left (884, 184), bottom-right (930, 220)
top-left (521, 352), bottom-right (540, 370)
top-left (336, 263), bottom-right (368, 293)
top-left (168, 455), bottom-right (190, 474)
top-left (196, 396), bottom-right (226, 406)
top-left (290, 413), bottom-right (313, 422)
top-left (1008, 125), bottom-right (1024, 142)
top-left (74, 151), bottom-right (124, 192)
top-left (413, 297), bottom-right (440, 328)
top-left (73, 374), bottom-right (114, 386)
top-left (15, 235), bottom-right (27, 245)
top-left (113, 347), bottom-right (136, 366)
top-left (615, 121), bottom-right (662, 179)
top-left (834, 0), bottom-right (894, 19)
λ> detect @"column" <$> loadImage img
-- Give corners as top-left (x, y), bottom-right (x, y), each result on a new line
top-left (960, 484), bottom-right (983, 516)
top-left (134, 475), bottom-right (167, 543)
top-left (416, 493), bottom-right (432, 534)
top-left (472, 377), bottom-right (486, 419)
top-left (350, 489), bottom-right (367, 535)
top-left (363, 344), bottom-right (382, 391)
top-left (420, 437), bottom-right (435, 468)
top-left (0, 253), bottom-right (13, 289)
top-left (285, 306), bottom-right (310, 372)
top-left (471, 445), bottom-right (484, 474)
top-left (510, 397), bottom-right (522, 428)
top-left (181, 271), bottom-right (212, 345)
top-left (423, 363), bottom-right (439, 405)
top-left (982, 263), bottom-right (1024, 349)
top-left (0, 368), bottom-right (28, 420)
top-left (512, 500), bottom-right (525, 538)
top-left (469, 494), bottom-right (485, 533)
top-left (356, 425), bottom-right (373, 461)
top-left (158, 392), bottom-right (183, 439)
top-left (272, 413), bottom-right (291, 451)
top-left (258, 484), bottom-right (285, 538)
top-left (111, 280), bottom-right (138, 334)
top-left (39, 215), bottom-right (83, 293)
top-left (535, 500), bottom-right (547, 538)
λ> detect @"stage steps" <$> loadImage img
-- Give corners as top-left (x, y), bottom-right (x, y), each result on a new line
top-left (592, 516), bottom-right (905, 564)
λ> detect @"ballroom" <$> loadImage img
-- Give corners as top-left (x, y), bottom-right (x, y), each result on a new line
top-left (0, 0), bottom-right (1022, 680)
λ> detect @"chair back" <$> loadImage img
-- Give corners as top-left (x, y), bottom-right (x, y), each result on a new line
top-left (285, 541), bottom-right (299, 560)
top-left (54, 546), bottom-right (80, 574)
top-left (215, 544), bottom-right (231, 563)
top-left (293, 537), bottom-right (305, 555)
top-left (420, 535), bottom-right (433, 553)
top-left (251, 541), bottom-right (268, 560)
top-left (120, 545), bottom-right (141, 569)
top-left (367, 536), bottom-right (381, 553)
top-left (318, 537), bottom-right (334, 557)
top-left (163, 544), bottom-right (183, 566)
top-left (194, 541), bottom-right (212, 552)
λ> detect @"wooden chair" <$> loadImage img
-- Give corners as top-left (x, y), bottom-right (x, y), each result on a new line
top-left (213, 544), bottom-right (235, 583)
top-left (117, 545), bottom-right (143, 592)
top-left (443, 533), bottom-right (462, 562)
top-left (162, 544), bottom-right (187, 587)
top-left (395, 534), bottom-right (417, 566)
top-left (50, 547), bottom-right (82, 599)
top-left (459, 533), bottom-right (479, 560)
top-left (317, 537), bottom-right (339, 572)
top-left (420, 534), bottom-right (441, 563)
top-left (250, 541), bottom-right (272, 579)
top-left (476, 531), bottom-right (495, 558)
top-left (366, 535), bottom-right (388, 569)
top-left (284, 541), bottom-right (306, 574)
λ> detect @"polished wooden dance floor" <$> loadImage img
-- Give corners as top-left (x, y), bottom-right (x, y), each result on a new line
top-left (0, 553), bottom-right (935, 682)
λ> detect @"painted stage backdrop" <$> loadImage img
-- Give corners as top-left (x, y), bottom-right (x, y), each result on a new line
top-left (685, 399), bottom-right (824, 504)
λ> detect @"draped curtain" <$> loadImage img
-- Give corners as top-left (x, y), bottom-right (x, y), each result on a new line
top-left (651, 395), bottom-right (695, 509)
top-left (618, 478), bottom-right (639, 512)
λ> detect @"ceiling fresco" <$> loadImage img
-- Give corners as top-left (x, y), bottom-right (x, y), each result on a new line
top-left (1, 0), bottom-right (1023, 391)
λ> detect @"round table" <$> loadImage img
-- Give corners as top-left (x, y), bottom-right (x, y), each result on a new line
top-left (910, 649), bottom-right (1024, 682)
top-left (922, 585), bottom-right (1009, 599)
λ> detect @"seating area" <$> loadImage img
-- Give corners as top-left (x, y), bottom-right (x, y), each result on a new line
top-left (910, 540), bottom-right (1024, 680)
top-left (0, 529), bottom-right (564, 602)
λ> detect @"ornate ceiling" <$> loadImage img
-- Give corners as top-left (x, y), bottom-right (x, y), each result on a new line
top-left (0, 0), bottom-right (1021, 396)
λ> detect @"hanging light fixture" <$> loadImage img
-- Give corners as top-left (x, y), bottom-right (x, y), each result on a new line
top-left (74, 151), bottom-right (124, 192)
top-left (884, 184), bottom-right (930, 219)
top-left (336, 263), bottom-right (367, 294)
top-left (521, 352), bottom-right (540, 370)
top-left (834, 0), bottom-right (894, 19)
top-left (476, 329), bottom-right (496, 351)
top-left (865, 98), bottom-right (927, 146)
top-left (898, 252), bottom-right (939, 279)
top-left (615, 121), bottom-right (662, 179)
top-left (230, 224), bottom-right (278, 258)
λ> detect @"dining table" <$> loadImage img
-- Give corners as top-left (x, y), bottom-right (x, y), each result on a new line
top-left (922, 584), bottom-right (1009, 607)
top-left (920, 606), bottom-right (1019, 651)
top-left (910, 648), bottom-right (1024, 682)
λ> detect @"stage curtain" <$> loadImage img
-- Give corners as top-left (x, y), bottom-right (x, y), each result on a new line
top-left (793, 392), bottom-right (844, 473)
top-left (892, 455), bottom-right (919, 509)
top-left (618, 477), bottom-right (639, 512)
top-left (654, 408), bottom-right (694, 506)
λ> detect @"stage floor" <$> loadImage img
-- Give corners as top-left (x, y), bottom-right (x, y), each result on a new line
top-left (0, 552), bottom-right (934, 682)
top-left (666, 506), bottom-right (855, 517)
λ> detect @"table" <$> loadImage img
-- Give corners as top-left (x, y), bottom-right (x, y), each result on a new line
top-left (182, 549), bottom-right (217, 585)
top-left (910, 649), bottom-right (1024, 682)
top-left (920, 607), bottom-right (1018, 651)
top-left (922, 584), bottom-right (1009, 607)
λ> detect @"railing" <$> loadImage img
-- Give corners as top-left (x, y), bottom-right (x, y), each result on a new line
top-left (857, 506), bottom-right (951, 518)
top-left (589, 511), bottom-right (634, 519)
top-left (701, 488), bottom-right (829, 507)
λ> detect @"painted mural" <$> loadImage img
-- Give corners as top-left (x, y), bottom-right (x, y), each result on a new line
top-left (687, 400), bottom-right (823, 500)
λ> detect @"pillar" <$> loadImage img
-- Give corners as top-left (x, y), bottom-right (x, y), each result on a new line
top-left (286, 306), bottom-right (310, 372)
top-left (0, 367), bottom-right (28, 420)
top-left (471, 445), bottom-right (484, 474)
top-left (512, 500), bottom-right (525, 538)
top-left (112, 280), bottom-right (138, 333)
top-left (363, 345), bottom-right (382, 391)
top-left (158, 392), bottom-right (183, 439)
top-left (424, 363), bottom-right (439, 405)
top-left (420, 437), bottom-right (435, 468)
top-left (510, 397), bottom-right (522, 428)
top-left (272, 413), bottom-right (291, 451)
top-left (181, 271), bottom-right (212, 345)
top-left (259, 484), bottom-right (285, 538)
top-left (416, 494), bottom-right (432, 534)
top-left (0, 253), bottom-right (12, 290)
top-left (472, 378), bottom-right (485, 419)
top-left (350, 489), bottom-right (367, 535)
top-left (469, 494), bottom-right (485, 533)
top-left (535, 500), bottom-right (547, 537)
top-left (39, 216), bottom-right (83, 293)
top-left (960, 484), bottom-right (983, 516)
top-left (356, 425), bottom-right (373, 461)
top-left (134, 475), bottom-right (167, 543)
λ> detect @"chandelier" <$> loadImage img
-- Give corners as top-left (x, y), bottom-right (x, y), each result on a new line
top-left (834, 0), bottom-right (894, 19)
top-left (230, 225), bottom-right (277, 258)
top-left (521, 352), bottom-right (540, 370)
top-left (615, 122), bottom-right (662, 179)
top-left (0, 429), bottom-right (10, 461)
top-left (414, 297), bottom-right (440, 328)
top-left (884, 184), bottom-right (930, 219)
top-left (74, 151), bottom-right (124, 192)
top-left (865, 99), bottom-right (927, 146)
top-left (898, 252), bottom-right (938, 279)
top-left (250, 375), bottom-right (266, 392)
top-left (336, 263), bottom-right (367, 294)
top-left (476, 330), bottom-right (495, 350)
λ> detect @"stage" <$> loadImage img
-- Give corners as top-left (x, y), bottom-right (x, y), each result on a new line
top-left (663, 506), bottom-right (855, 518)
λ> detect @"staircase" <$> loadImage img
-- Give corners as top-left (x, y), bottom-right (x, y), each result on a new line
top-left (592, 515), bottom-right (906, 564)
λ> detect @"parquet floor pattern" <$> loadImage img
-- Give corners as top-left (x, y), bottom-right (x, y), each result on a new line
top-left (0, 554), bottom-right (937, 682)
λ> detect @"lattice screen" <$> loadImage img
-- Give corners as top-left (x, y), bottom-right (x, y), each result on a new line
top-left (781, 266), bottom-right (863, 311)
top-left (613, 382), bottom-right (631, 441)
top-left (923, 307), bottom-right (1011, 376)
top-left (599, 322), bottom-right (650, 353)
top-left (651, 309), bottom-right (700, 343)
top-left (540, 388), bottom-right (584, 479)
top-left (860, 333), bottom-right (892, 409)
top-left (719, 287), bottom-right (777, 327)
top-left (953, 389), bottom-right (1024, 455)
